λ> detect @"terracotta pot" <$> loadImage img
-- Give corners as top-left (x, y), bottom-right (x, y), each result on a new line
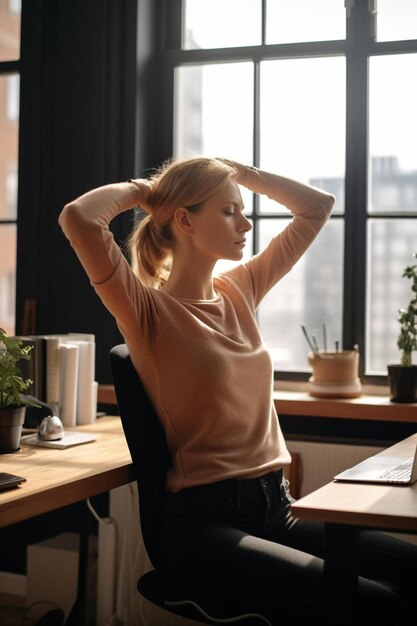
top-left (387, 364), bottom-right (417, 403)
top-left (0, 405), bottom-right (26, 453)
top-left (308, 350), bottom-right (362, 398)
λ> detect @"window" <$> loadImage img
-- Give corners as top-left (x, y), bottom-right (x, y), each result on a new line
top-left (265, 0), bottom-right (346, 44)
top-left (6, 73), bottom-right (19, 122)
top-left (165, 0), bottom-right (417, 380)
top-left (0, 0), bottom-right (20, 335)
top-left (375, 0), bottom-right (417, 42)
top-left (367, 51), bottom-right (417, 373)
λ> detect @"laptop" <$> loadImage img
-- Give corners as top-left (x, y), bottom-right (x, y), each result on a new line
top-left (334, 442), bottom-right (417, 485)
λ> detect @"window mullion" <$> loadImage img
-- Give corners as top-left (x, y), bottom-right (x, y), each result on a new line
top-left (252, 59), bottom-right (260, 256)
top-left (261, 0), bottom-right (267, 46)
top-left (165, 0), bottom-right (183, 49)
top-left (343, 0), bottom-right (372, 371)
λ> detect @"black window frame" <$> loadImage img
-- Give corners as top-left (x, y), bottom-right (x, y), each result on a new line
top-left (159, 0), bottom-right (417, 385)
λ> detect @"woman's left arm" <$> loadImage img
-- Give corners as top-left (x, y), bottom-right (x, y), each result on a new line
top-left (222, 161), bottom-right (335, 304)
top-left (226, 159), bottom-right (334, 225)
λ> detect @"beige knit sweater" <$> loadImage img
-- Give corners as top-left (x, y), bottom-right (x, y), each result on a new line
top-left (59, 166), bottom-right (334, 491)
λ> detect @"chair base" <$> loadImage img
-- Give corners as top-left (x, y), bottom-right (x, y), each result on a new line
top-left (138, 570), bottom-right (272, 625)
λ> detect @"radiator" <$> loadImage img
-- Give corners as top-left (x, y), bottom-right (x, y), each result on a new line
top-left (286, 440), bottom-right (383, 497)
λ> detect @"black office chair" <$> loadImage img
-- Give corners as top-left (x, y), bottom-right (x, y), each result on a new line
top-left (110, 344), bottom-right (272, 626)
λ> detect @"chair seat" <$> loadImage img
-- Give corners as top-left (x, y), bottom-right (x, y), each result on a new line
top-left (138, 570), bottom-right (272, 625)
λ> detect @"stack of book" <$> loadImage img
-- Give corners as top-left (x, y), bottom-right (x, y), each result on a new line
top-left (16, 333), bottom-right (97, 426)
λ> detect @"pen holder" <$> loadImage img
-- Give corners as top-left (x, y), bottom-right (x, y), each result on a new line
top-left (308, 350), bottom-right (362, 398)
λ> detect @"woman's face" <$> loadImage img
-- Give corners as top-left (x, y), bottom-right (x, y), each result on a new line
top-left (187, 177), bottom-right (252, 262)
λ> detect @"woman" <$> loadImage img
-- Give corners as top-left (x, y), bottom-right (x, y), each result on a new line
top-left (60, 157), bottom-right (416, 625)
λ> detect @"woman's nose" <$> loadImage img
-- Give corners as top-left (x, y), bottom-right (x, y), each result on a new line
top-left (239, 215), bottom-right (252, 232)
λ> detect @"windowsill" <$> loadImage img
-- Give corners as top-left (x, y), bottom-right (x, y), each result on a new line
top-left (273, 381), bottom-right (417, 423)
top-left (98, 383), bottom-right (417, 424)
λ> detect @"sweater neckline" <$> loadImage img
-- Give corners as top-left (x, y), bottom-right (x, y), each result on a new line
top-left (174, 291), bottom-right (222, 304)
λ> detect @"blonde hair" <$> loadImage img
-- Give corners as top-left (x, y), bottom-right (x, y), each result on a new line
top-left (127, 156), bottom-right (236, 288)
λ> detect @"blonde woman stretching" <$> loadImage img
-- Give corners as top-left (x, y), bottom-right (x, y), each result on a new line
top-left (60, 157), bottom-right (416, 625)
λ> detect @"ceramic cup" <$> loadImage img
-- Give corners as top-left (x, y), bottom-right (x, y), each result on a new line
top-left (308, 350), bottom-right (362, 398)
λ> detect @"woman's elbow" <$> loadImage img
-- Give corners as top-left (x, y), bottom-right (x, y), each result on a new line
top-left (323, 193), bottom-right (336, 216)
top-left (58, 201), bottom-right (83, 233)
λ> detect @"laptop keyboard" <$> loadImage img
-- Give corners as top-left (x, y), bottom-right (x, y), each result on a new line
top-left (379, 458), bottom-right (413, 481)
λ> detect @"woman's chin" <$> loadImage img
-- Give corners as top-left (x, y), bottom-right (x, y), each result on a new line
top-left (229, 247), bottom-right (245, 260)
top-left (216, 249), bottom-right (244, 263)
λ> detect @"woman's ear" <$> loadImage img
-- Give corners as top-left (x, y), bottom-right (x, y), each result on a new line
top-left (173, 207), bottom-right (193, 236)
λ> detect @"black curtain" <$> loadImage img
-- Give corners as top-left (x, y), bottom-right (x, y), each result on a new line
top-left (15, 0), bottom-right (163, 383)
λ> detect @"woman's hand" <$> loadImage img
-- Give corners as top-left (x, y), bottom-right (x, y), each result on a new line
top-left (215, 158), bottom-right (252, 186)
top-left (129, 178), bottom-right (153, 214)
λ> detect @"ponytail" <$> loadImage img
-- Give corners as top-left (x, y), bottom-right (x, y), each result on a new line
top-left (128, 215), bottom-right (173, 289)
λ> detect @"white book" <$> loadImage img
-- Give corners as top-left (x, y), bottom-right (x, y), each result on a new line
top-left (74, 340), bottom-right (96, 425)
top-left (59, 343), bottom-right (79, 427)
top-left (43, 336), bottom-right (62, 414)
top-left (37, 334), bottom-right (71, 414)
top-left (29, 333), bottom-right (96, 423)
top-left (67, 332), bottom-right (96, 342)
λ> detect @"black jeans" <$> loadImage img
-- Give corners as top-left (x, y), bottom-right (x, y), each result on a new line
top-left (160, 470), bottom-right (417, 625)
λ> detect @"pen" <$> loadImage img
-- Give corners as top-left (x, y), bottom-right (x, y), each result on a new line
top-left (301, 325), bottom-right (321, 357)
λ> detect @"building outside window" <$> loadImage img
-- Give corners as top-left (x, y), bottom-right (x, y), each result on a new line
top-left (0, 0), bottom-right (21, 335)
top-left (166, 0), bottom-right (417, 380)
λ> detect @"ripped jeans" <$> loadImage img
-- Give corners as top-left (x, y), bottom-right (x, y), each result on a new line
top-left (160, 469), bottom-right (417, 625)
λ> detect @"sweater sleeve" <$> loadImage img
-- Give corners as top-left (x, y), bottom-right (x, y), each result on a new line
top-left (225, 167), bottom-right (335, 307)
top-left (58, 181), bottom-right (158, 337)
top-left (59, 181), bottom-right (146, 284)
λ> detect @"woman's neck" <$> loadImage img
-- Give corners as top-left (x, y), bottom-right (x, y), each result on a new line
top-left (162, 255), bottom-right (216, 300)
top-left (162, 276), bottom-right (216, 301)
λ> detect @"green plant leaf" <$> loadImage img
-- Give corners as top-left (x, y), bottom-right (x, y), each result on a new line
top-left (397, 254), bottom-right (417, 366)
top-left (0, 328), bottom-right (36, 408)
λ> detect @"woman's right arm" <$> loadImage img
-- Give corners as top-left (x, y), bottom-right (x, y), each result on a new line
top-left (59, 180), bottom-right (151, 285)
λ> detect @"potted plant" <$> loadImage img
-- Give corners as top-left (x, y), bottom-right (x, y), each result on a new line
top-left (0, 328), bottom-right (34, 452)
top-left (387, 253), bottom-right (417, 403)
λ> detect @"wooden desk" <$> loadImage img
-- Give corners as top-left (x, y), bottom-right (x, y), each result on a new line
top-left (0, 416), bottom-right (134, 625)
top-left (291, 433), bottom-right (417, 624)
top-left (0, 415), bottom-right (133, 528)
top-left (291, 432), bottom-right (417, 532)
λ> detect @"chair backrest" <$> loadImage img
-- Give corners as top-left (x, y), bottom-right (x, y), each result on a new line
top-left (110, 344), bottom-right (171, 571)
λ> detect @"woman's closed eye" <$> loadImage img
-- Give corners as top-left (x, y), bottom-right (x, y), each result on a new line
top-left (223, 204), bottom-right (243, 217)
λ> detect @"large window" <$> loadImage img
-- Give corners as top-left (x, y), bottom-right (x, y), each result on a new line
top-left (0, 0), bottom-right (21, 335)
top-left (166, 0), bottom-right (417, 380)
